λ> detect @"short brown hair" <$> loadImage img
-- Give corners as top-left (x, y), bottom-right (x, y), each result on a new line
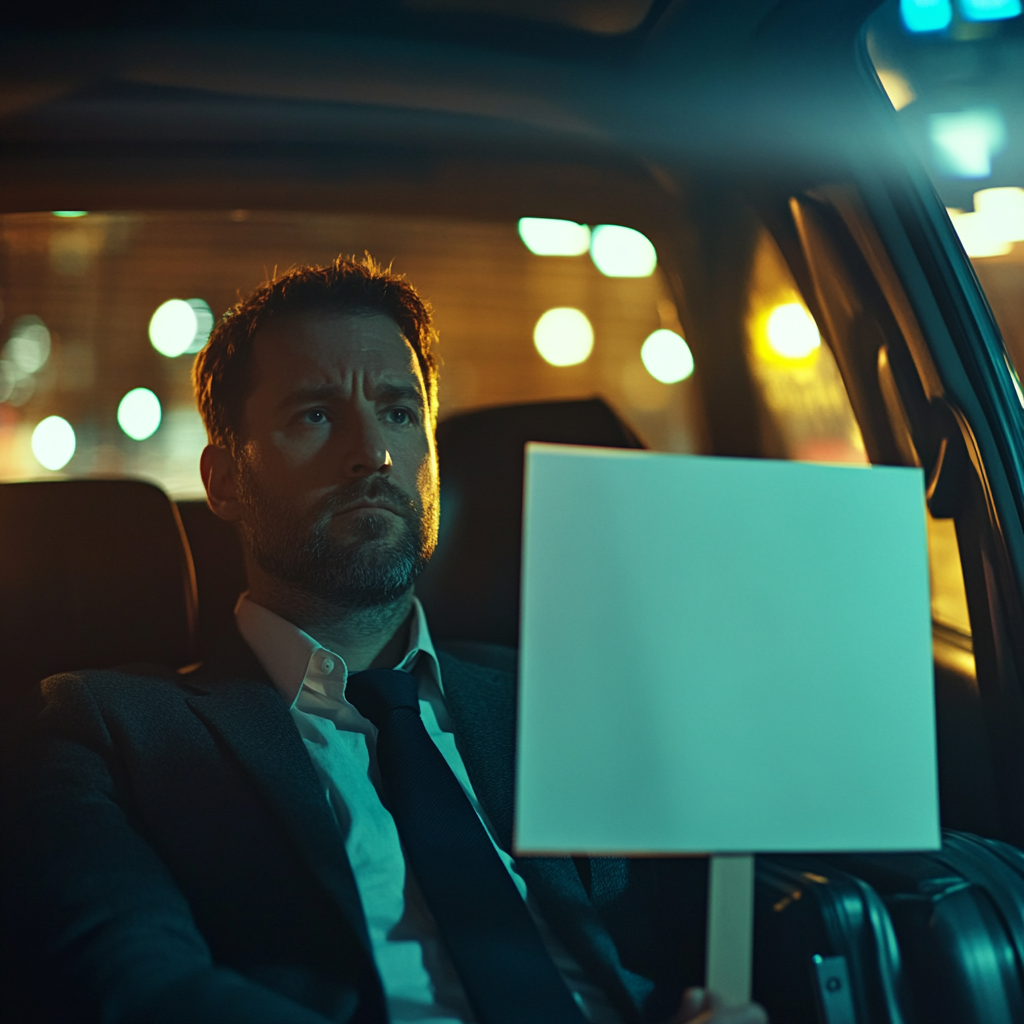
top-left (192, 254), bottom-right (439, 453)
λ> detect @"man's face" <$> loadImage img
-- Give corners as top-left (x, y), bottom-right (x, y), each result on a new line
top-left (233, 309), bottom-right (438, 609)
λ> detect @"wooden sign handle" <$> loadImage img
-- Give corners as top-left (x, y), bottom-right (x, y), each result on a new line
top-left (705, 853), bottom-right (755, 1007)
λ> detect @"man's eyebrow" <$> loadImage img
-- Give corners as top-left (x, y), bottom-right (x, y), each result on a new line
top-left (276, 381), bottom-right (425, 411)
top-left (375, 382), bottom-right (425, 406)
top-left (277, 384), bottom-right (340, 411)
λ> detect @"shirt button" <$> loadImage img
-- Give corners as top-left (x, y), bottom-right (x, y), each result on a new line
top-left (320, 656), bottom-right (335, 675)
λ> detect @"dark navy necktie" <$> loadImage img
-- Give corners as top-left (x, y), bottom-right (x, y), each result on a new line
top-left (345, 668), bottom-right (587, 1024)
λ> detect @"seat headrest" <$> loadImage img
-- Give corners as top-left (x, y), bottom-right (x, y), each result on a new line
top-left (0, 479), bottom-right (199, 716)
top-left (416, 398), bottom-right (644, 647)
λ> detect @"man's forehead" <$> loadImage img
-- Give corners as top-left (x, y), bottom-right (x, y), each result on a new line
top-left (251, 309), bottom-right (420, 379)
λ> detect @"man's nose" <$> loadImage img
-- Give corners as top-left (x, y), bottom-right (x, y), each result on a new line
top-left (345, 410), bottom-right (392, 478)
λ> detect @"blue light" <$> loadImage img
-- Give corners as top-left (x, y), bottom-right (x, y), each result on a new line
top-left (901, 0), bottom-right (953, 31)
top-left (930, 108), bottom-right (1007, 178)
top-left (959, 0), bottom-right (1022, 21)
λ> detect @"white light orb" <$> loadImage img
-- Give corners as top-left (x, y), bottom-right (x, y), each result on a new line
top-left (972, 186), bottom-right (1024, 243)
top-left (766, 303), bottom-right (822, 359)
top-left (589, 224), bottom-right (657, 278)
top-left (6, 315), bottom-right (51, 374)
top-left (518, 218), bottom-right (591, 256)
top-left (533, 308), bottom-right (594, 367)
top-left (185, 299), bottom-right (215, 353)
top-left (31, 415), bottom-right (76, 471)
top-left (947, 209), bottom-right (1012, 258)
top-left (149, 299), bottom-right (199, 358)
top-left (117, 387), bottom-right (162, 441)
top-left (641, 329), bottom-right (694, 383)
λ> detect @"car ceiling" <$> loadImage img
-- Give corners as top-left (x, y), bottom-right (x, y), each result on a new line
top-left (0, 0), bottom-right (886, 216)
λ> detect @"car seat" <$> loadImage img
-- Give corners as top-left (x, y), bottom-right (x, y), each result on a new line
top-left (0, 479), bottom-right (198, 760)
top-left (415, 398), bottom-right (645, 648)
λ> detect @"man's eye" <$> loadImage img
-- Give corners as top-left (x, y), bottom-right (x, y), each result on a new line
top-left (386, 408), bottom-right (413, 425)
top-left (303, 409), bottom-right (328, 424)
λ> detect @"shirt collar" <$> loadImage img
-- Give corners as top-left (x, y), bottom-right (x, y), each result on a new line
top-left (235, 593), bottom-right (442, 710)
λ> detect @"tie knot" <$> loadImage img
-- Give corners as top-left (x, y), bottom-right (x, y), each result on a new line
top-left (345, 668), bottom-right (420, 730)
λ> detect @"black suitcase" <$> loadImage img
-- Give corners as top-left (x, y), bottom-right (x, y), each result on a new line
top-left (833, 831), bottom-right (1024, 1024)
top-left (753, 830), bottom-right (1024, 1024)
top-left (753, 856), bottom-right (912, 1024)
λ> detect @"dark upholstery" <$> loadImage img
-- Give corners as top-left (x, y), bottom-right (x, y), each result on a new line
top-left (176, 501), bottom-right (248, 658)
top-left (0, 480), bottom-right (198, 732)
top-left (416, 398), bottom-right (644, 647)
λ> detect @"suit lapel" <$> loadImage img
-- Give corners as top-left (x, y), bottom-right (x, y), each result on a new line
top-left (438, 648), bottom-right (518, 850)
top-left (439, 647), bottom-right (649, 1023)
top-left (184, 628), bottom-right (376, 966)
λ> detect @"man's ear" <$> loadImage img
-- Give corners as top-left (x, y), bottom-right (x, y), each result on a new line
top-left (201, 444), bottom-right (244, 523)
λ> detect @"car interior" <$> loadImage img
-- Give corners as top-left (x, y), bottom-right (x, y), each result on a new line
top-left (2, 0), bottom-right (1023, 1020)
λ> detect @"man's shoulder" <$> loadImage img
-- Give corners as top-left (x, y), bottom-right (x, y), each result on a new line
top-left (39, 661), bottom-right (191, 702)
top-left (436, 640), bottom-right (518, 678)
top-left (36, 623), bottom-right (265, 712)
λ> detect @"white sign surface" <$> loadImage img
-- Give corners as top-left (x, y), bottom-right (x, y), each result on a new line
top-left (515, 445), bottom-right (938, 854)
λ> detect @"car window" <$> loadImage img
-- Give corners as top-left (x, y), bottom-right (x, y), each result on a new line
top-left (0, 210), bottom-right (701, 498)
top-left (746, 222), bottom-right (972, 636)
top-left (745, 228), bottom-right (868, 465)
top-left (865, 1), bottom-right (1024, 380)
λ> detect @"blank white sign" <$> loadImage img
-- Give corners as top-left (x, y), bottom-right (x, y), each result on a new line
top-left (515, 444), bottom-right (939, 854)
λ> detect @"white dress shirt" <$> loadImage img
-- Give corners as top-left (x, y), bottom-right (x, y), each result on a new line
top-left (236, 595), bottom-right (621, 1024)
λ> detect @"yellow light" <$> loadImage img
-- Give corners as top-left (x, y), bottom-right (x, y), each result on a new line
top-left (117, 387), bottom-right (162, 441)
top-left (533, 308), bottom-right (594, 366)
top-left (31, 415), bottom-right (76, 471)
top-left (518, 218), bottom-right (590, 256)
top-left (766, 304), bottom-right (821, 360)
top-left (149, 299), bottom-right (199, 358)
top-left (972, 186), bottom-right (1024, 242)
top-left (947, 208), bottom-right (1012, 257)
top-left (876, 69), bottom-right (916, 111)
top-left (589, 225), bottom-right (657, 278)
top-left (641, 329), bottom-right (694, 383)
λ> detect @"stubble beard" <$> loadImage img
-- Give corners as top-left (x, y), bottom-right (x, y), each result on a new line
top-left (236, 464), bottom-right (438, 612)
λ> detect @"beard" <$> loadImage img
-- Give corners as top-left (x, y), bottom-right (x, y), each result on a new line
top-left (236, 465), bottom-right (437, 611)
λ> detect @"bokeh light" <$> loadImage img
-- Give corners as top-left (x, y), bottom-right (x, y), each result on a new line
top-left (929, 108), bottom-right (1007, 179)
top-left (589, 225), bottom-right (657, 278)
top-left (959, 0), bottom-right (1021, 21)
top-left (900, 0), bottom-right (952, 32)
top-left (149, 299), bottom-right (199, 357)
top-left (518, 218), bottom-right (591, 256)
top-left (973, 186), bottom-right (1024, 241)
top-left (51, 211), bottom-right (88, 218)
top-left (641, 329), bottom-right (694, 383)
top-left (0, 363), bottom-right (14, 404)
top-left (533, 308), bottom-right (594, 366)
top-left (5, 315), bottom-right (51, 374)
top-left (31, 415), bottom-right (76, 471)
top-left (185, 299), bottom-right (215, 353)
top-left (947, 209), bottom-right (1011, 257)
top-left (766, 303), bottom-right (822, 360)
top-left (947, 188), bottom-right (1024, 257)
top-left (117, 387), bottom-right (162, 441)
top-left (876, 69), bottom-right (916, 111)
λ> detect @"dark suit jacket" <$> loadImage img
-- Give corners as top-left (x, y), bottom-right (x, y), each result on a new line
top-left (3, 628), bottom-right (707, 1024)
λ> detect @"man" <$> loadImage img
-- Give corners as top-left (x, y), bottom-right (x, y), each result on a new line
top-left (4, 257), bottom-right (765, 1024)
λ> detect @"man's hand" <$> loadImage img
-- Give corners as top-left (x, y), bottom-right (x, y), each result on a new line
top-left (669, 987), bottom-right (769, 1024)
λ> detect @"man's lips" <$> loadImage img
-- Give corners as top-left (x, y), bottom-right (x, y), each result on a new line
top-left (334, 502), bottom-right (403, 517)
